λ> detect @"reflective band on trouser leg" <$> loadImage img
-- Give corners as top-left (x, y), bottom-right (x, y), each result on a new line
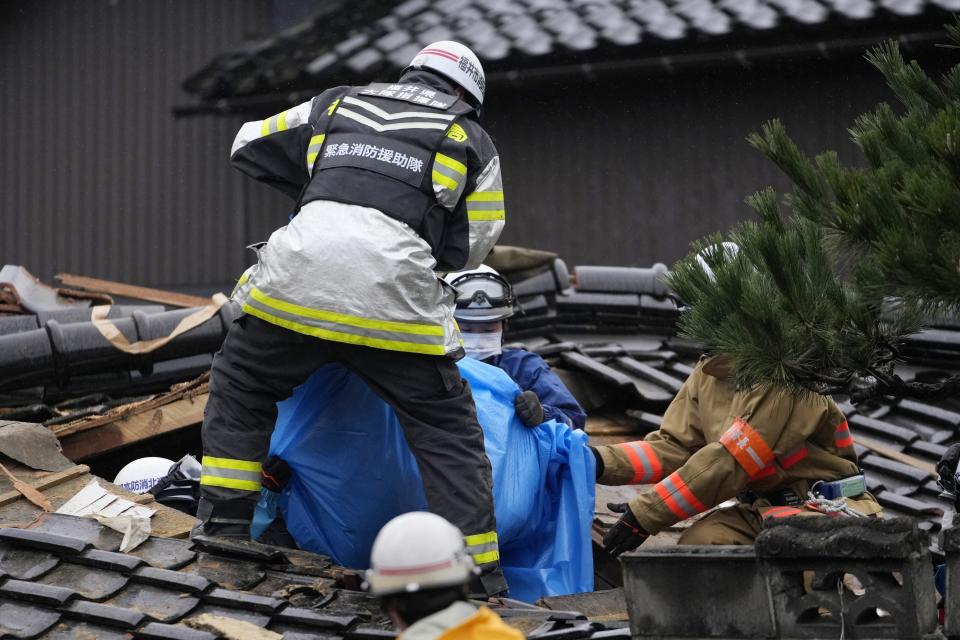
top-left (200, 456), bottom-right (262, 492)
top-left (242, 286), bottom-right (447, 356)
top-left (834, 420), bottom-right (854, 449)
top-left (617, 441), bottom-right (663, 484)
top-left (306, 134), bottom-right (326, 171)
top-left (466, 191), bottom-right (505, 222)
top-left (720, 417), bottom-right (775, 478)
top-left (654, 472), bottom-right (708, 520)
top-left (764, 506), bottom-right (803, 520)
top-left (465, 531), bottom-right (499, 566)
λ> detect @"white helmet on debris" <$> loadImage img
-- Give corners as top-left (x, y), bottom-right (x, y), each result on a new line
top-left (443, 264), bottom-right (515, 322)
top-left (407, 41), bottom-right (485, 106)
top-left (113, 457), bottom-right (174, 494)
top-left (366, 512), bottom-right (477, 596)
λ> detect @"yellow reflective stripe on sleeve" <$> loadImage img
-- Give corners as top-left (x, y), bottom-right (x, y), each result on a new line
top-left (464, 531), bottom-right (498, 546)
top-left (248, 287), bottom-right (443, 336)
top-left (472, 550), bottom-right (500, 565)
top-left (307, 152), bottom-right (319, 165)
top-left (327, 98), bottom-right (340, 116)
top-left (468, 210), bottom-right (505, 221)
top-left (201, 456), bottom-right (262, 472)
top-left (237, 272), bottom-right (249, 286)
top-left (199, 475), bottom-right (260, 492)
top-left (432, 170), bottom-right (458, 191)
top-left (277, 110), bottom-right (289, 132)
top-left (309, 134), bottom-right (325, 146)
top-left (466, 191), bottom-right (504, 202)
top-left (260, 118), bottom-right (271, 137)
top-left (242, 304), bottom-right (447, 355)
top-left (435, 152), bottom-right (467, 176)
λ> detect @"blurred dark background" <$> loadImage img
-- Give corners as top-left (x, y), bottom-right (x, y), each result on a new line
top-left (1, 0), bottom-right (954, 290)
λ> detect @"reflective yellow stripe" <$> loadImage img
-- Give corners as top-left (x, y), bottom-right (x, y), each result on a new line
top-left (309, 134), bottom-right (325, 146)
top-left (307, 151), bottom-right (319, 165)
top-left (242, 304), bottom-right (447, 355)
top-left (464, 531), bottom-right (498, 546)
top-left (327, 98), bottom-right (340, 116)
top-left (202, 456), bottom-right (262, 472)
top-left (248, 287), bottom-right (443, 336)
top-left (435, 152), bottom-right (467, 176)
top-left (238, 272), bottom-right (249, 286)
top-left (466, 191), bottom-right (504, 202)
top-left (468, 210), bottom-right (505, 221)
top-left (472, 550), bottom-right (500, 565)
top-left (277, 110), bottom-right (289, 132)
top-left (200, 475), bottom-right (260, 492)
top-left (260, 118), bottom-right (271, 137)
top-left (432, 170), bottom-right (458, 191)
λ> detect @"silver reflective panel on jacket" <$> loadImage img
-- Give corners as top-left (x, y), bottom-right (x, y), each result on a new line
top-left (233, 200), bottom-right (463, 356)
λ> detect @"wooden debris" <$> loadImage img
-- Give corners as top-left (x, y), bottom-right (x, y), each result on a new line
top-left (0, 461), bottom-right (53, 512)
top-left (55, 273), bottom-right (213, 308)
top-left (0, 464), bottom-right (89, 508)
top-left (186, 614), bottom-right (282, 640)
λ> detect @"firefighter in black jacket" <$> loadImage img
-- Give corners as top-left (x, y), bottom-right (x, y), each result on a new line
top-left (198, 41), bottom-right (507, 595)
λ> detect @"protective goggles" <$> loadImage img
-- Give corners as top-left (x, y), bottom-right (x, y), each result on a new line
top-left (449, 272), bottom-right (515, 311)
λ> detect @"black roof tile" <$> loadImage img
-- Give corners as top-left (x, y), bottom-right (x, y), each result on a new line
top-left (37, 563), bottom-right (129, 601)
top-left (0, 543), bottom-right (59, 580)
top-left (0, 527), bottom-right (89, 556)
top-left (0, 579), bottom-right (77, 607)
top-left (860, 455), bottom-right (933, 485)
top-left (186, 552), bottom-right (267, 591)
top-left (896, 399), bottom-right (960, 428)
top-left (73, 547), bottom-right (147, 573)
top-left (29, 514), bottom-right (122, 552)
top-left (132, 566), bottom-right (211, 594)
top-left (202, 586), bottom-right (286, 614)
top-left (848, 414), bottom-right (918, 444)
top-left (0, 598), bottom-right (61, 638)
top-left (275, 606), bottom-right (361, 630)
top-left (875, 489), bottom-right (946, 518)
top-left (269, 626), bottom-right (344, 639)
top-left (134, 622), bottom-right (218, 640)
top-left (106, 583), bottom-right (201, 623)
top-left (44, 620), bottom-right (131, 639)
top-left (125, 535), bottom-right (197, 570)
top-left (60, 599), bottom-right (147, 629)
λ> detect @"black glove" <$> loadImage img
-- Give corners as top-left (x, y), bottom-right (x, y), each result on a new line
top-left (514, 390), bottom-right (544, 427)
top-left (603, 502), bottom-right (648, 557)
top-left (937, 443), bottom-right (960, 499)
top-left (261, 455), bottom-right (291, 493)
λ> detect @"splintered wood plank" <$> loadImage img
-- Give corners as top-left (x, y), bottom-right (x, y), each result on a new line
top-left (0, 465), bottom-right (90, 507)
top-left (537, 588), bottom-right (628, 621)
top-left (54, 273), bottom-right (213, 308)
top-left (59, 394), bottom-right (207, 462)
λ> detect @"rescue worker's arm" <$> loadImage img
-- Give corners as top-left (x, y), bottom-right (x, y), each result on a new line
top-left (229, 87), bottom-right (346, 200)
top-left (593, 380), bottom-right (703, 485)
top-left (625, 382), bottom-right (831, 537)
top-left (431, 120), bottom-right (505, 272)
top-left (515, 352), bottom-right (587, 430)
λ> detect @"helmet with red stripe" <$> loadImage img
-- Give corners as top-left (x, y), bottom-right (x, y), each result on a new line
top-left (365, 512), bottom-right (478, 595)
top-left (406, 41), bottom-right (485, 106)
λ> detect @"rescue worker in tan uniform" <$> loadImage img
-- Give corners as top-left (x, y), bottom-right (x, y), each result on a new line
top-left (598, 356), bottom-right (882, 555)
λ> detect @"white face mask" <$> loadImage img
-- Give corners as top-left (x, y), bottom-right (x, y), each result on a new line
top-left (462, 330), bottom-right (502, 361)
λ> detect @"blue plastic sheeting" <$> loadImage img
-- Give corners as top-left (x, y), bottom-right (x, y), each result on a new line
top-left (253, 357), bottom-right (595, 602)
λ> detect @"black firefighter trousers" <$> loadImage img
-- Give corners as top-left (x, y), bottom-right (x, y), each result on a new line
top-left (198, 314), bottom-right (506, 595)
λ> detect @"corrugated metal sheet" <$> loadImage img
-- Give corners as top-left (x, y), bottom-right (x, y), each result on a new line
top-left (0, 0), bottom-right (278, 289)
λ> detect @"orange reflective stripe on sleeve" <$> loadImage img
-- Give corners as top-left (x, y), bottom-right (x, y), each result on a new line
top-left (763, 506), bottom-right (803, 519)
top-left (617, 441), bottom-right (664, 484)
top-left (654, 472), bottom-right (707, 520)
top-left (751, 464), bottom-right (777, 480)
top-left (779, 443), bottom-right (809, 469)
top-left (834, 420), bottom-right (854, 449)
top-left (720, 417), bottom-right (775, 478)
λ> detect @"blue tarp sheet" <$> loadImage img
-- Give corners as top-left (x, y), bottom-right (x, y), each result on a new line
top-left (254, 357), bottom-right (595, 602)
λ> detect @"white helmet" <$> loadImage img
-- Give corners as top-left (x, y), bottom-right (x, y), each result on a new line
top-left (113, 457), bottom-right (174, 494)
top-left (407, 41), bottom-right (485, 106)
top-left (695, 242), bottom-right (741, 282)
top-left (366, 512), bottom-right (477, 596)
top-left (443, 264), bottom-right (515, 322)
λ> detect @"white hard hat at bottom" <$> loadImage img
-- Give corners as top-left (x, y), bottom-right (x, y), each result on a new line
top-left (366, 512), bottom-right (478, 596)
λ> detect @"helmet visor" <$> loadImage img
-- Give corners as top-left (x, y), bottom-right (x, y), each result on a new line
top-left (450, 272), bottom-right (514, 310)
